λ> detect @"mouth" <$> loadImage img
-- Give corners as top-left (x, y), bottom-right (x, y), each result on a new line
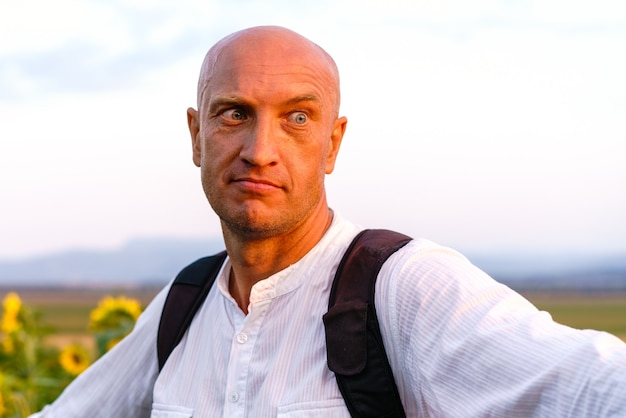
top-left (231, 177), bottom-right (282, 193)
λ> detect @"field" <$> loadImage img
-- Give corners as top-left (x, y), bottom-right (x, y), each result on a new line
top-left (2, 286), bottom-right (162, 353)
top-left (521, 291), bottom-right (626, 341)
top-left (3, 286), bottom-right (626, 345)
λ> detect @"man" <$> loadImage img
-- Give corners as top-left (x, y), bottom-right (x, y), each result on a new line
top-left (33, 26), bottom-right (626, 417)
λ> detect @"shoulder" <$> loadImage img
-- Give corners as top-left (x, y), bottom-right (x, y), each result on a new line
top-left (374, 237), bottom-right (533, 348)
top-left (380, 236), bottom-right (520, 292)
top-left (377, 238), bottom-right (495, 295)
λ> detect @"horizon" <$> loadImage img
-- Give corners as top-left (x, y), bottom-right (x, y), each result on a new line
top-left (1, 233), bottom-right (626, 290)
top-left (2, 231), bottom-right (625, 264)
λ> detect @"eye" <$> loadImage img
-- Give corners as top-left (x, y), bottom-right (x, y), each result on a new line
top-left (288, 112), bottom-right (308, 125)
top-left (222, 108), bottom-right (247, 121)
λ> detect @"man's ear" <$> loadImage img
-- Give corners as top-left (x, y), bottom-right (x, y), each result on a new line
top-left (325, 116), bottom-right (348, 174)
top-left (187, 107), bottom-right (202, 167)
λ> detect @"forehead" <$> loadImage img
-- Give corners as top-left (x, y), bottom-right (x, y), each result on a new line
top-left (200, 32), bottom-right (338, 108)
top-left (210, 64), bottom-right (329, 103)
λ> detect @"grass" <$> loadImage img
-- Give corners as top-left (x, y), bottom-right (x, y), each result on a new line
top-left (36, 304), bottom-right (93, 334)
top-left (522, 291), bottom-right (626, 340)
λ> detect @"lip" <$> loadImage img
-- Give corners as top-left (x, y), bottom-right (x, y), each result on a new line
top-left (232, 177), bottom-right (282, 193)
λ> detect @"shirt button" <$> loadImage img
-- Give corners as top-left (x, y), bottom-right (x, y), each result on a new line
top-left (236, 332), bottom-right (248, 344)
top-left (229, 392), bottom-right (240, 403)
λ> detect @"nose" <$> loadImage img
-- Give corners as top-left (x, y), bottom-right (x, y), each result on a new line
top-left (239, 115), bottom-right (280, 167)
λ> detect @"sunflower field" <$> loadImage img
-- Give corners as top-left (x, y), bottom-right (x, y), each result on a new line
top-left (0, 292), bottom-right (143, 417)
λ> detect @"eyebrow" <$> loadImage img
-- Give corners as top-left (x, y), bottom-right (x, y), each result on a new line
top-left (208, 96), bottom-right (249, 113)
top-left (208, 94), bottom-right (321, 112)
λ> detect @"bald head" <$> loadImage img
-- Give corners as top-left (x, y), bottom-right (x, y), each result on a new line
top-left (196, 26), bottom-right (341, 115)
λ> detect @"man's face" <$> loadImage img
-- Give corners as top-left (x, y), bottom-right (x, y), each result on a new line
top-left (188, 33), bottom-right (346, 239)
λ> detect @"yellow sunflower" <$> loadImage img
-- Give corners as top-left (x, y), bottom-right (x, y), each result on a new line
top-left (2, 292), bottom-right (21, 314)
top-left (89, 295), bottom-right (142, 331)
top-left (89, 295), bottom-right (143, 356)
top-left (89, 296), bottom-right (141, 330)
top-left (1, 292), bottom-right (22, 334)
top-left (59, 344), bottom-right (90, 376)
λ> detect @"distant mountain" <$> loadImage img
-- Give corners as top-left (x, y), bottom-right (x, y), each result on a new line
top-left (468, 252), bottom-right (626, 291)
top-left (0, 237), bottom-right (225, 286)
top-left (1, 237), bottom-right (625, 290)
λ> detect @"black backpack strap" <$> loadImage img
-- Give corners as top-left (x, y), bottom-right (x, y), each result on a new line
top-left (323, 229), bottom-right (411, 418)
top-left (157, 251), bottom-right (227, 371)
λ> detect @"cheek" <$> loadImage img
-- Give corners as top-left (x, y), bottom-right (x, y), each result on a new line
top-left (197, 140), bottom-right (226, 187)
top-left (295, 146), bottom-right (330, 187)
top-left (198, 130), bottom-right (235, 168)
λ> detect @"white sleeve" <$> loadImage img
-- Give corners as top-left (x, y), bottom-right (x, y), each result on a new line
top-left (376, 239), bottom-right (626, 417)
top-left (30, 282), bottom-right (173, 418)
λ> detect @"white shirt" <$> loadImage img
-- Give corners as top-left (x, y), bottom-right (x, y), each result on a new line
top-left (33, 212), bottom-right (626, 417)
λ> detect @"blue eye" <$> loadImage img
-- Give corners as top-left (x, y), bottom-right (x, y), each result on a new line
top-left (223, 109), bottom-right (246, 120)
top-left (289, 112), bottom-right (307, 124)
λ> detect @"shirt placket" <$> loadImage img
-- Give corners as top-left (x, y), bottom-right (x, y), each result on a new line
top-left (223, 297), bottom-right (272, 418)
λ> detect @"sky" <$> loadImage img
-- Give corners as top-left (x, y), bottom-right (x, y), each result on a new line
top-left (1, 0), bottom-right (625, 260)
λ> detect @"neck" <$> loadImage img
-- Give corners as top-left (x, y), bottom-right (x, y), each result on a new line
top-left (224, 207), bottom-right (334, 314)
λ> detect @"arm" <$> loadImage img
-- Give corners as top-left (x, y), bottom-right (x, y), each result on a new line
top-left (30, 283), bottom-right (172, 418)
top-left (376, 240), bottom-right (626, 417)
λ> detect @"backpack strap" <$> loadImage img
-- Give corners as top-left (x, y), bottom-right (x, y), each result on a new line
top-left (323, 229), bottom-right (411, 418)
top-left (157, 251), bottom-right (227, 371)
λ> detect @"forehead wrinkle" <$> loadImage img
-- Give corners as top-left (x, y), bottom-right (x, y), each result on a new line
top-left (196, 27), bottom-right (341, 115)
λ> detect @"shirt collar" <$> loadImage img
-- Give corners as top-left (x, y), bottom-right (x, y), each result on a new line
top-left (216, 211), bottom-right (357, 309)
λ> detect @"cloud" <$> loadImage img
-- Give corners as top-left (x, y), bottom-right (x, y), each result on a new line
top-left (0, 0), bottom-right (229, 99)
top-left (0, 35), bottom-right (204, 99)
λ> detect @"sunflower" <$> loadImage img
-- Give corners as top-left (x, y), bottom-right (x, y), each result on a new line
top-left (1, 292), bottom-right (22, 334)
top-left (59, 344), bottom-right (90, 376)
top-left (89, 295), bottom-right (143, 356)
top-left (89, 295), bottom-right (142, 331)
top-left (2, 292), bottom-right (21, 315)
